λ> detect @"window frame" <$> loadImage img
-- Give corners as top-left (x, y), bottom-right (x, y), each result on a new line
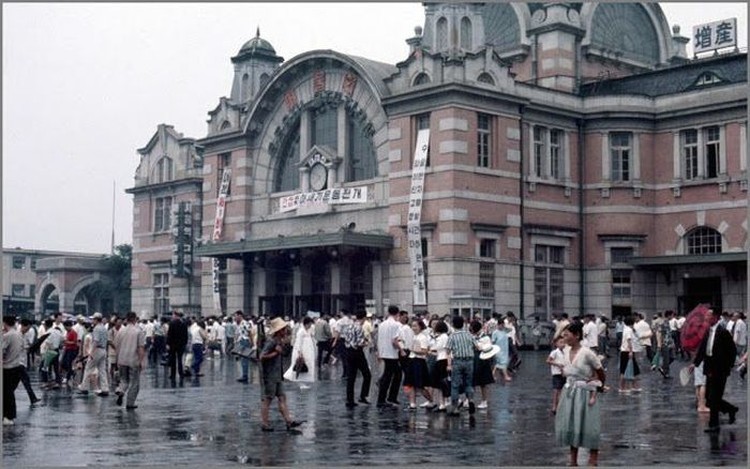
top-left (154, 196), bottom-right (173, 233)
top-left (681, 129), bottom-right (699, 180)
top-left (477, 113), bottom-right (491, 168)
top-left (153, 272), bottom-right (170, 316)
top-left (12, 256), bottom-right (25, 269)
top-left (610, 132), bottom-right (631, 182)
top-left (686, 226), bottom-right (722, 254)
top-left (533, 244), bottom-right (565, 319)
top-left (704, 126), bottom-right (720, 179)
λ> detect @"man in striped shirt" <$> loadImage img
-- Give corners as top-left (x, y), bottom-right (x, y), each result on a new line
top-left (446, 316), bottom-right (476, 415)
top-left (344, 311), bottom-right (372, 408)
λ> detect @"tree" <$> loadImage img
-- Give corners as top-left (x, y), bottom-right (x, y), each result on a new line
top-left (106, 243), bottom-right (132, 313)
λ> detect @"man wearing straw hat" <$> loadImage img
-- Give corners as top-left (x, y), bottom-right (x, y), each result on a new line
top-left (259, 317), bottom-right (303, 432)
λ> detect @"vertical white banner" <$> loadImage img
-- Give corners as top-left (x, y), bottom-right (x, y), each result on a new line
top-left (212, 169), bottom-right (232, 314)
top-left (408, 129), bottom-right (429, 306)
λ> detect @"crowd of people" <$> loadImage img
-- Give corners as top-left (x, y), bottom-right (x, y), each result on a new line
top-left (3, 305), bottom-right (747, 465)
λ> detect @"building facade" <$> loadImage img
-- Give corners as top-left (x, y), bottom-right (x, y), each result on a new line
top-left (2, 248), bottom-right (108, 317)
top-left (129, 2), bottom-right (748, 319)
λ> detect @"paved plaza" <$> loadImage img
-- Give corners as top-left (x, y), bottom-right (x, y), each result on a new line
top-left (2, 350), bottom-right (747, 467)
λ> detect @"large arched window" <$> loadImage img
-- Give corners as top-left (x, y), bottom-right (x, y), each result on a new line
top-left (155, 156), bottom-right (173, 183)
top-left (686, 226), bottom-right (722, 254)
top-left (460, 17), bottom-right (473, 50)
top-left (272, 95), bottom-right (379, 193)
top-left (274, 116), bottom-right (301, 192)
top-left (348, 117), bottom-right (376, 182)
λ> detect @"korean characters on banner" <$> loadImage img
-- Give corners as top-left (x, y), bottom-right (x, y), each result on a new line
top-left (408, 129), bottom-right (429, 306)
top-left (170, 202), bottom-right (193, 278)
top-left (212, 168), bottom-right (231, 314)
top-left (278, 186), bottom-right (368, 213)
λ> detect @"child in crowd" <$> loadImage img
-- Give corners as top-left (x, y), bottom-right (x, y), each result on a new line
top-left (546, 336), bottom-right (566, 414)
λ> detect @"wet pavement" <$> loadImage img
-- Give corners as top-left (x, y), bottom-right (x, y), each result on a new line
top-left (2, 350), bottom-right (747, 467)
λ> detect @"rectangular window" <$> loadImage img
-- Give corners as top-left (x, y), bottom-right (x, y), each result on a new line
top-left (30, 258), bottom-right (37, 270)
top-left (12, 284), bottom-right (25, 297)
top-left (311, 106), bottom-right (338, 151)
top-left (153, 273), bottom-right (170, 316)
top-left (533, 126), bottom-right (546, 178)
top-left (704, 126), bottom-right (720, 178)
top-left (610, 132), bottom-right (631, 182)
top-left (29, 285), bottom-right (35, 298)
top-left (217, 152), bottom-right (232, 196)
top-left (681, 129), bottom-right (699, 180)
top-left (479, 239), bottom-right (496, 258)
top-left (154, 196), bottom-right (173, 233)
top-left (550, 129), bottom-right (562, 179)
top-left (610, 247), bottom-right (634, 265)
top-left (479, 262), bottom-right (495, 298)
top-left (421, 237), bottom-right (429, 258)
top-left (416, 113), bottom-right (431, 166)
top-left (534, 245), bottom-right (564, 319)
top-left (477, 113), bottom-right (491, 168)
top-left (611, 269), bottom-right (632, 299)
top-left (12, 256), bottom-right (25, 269)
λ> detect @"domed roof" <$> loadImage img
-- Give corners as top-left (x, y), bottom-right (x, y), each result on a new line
top-left (233, 27), bottom-right (283, 64)
top-left (240, 28), bottom-right (276, 55)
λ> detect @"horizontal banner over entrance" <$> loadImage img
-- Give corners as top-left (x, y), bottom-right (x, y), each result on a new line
top-left (278, 186), bottom-right (368, 213)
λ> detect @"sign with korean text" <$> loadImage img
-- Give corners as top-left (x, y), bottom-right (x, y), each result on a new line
top-left (212, 169), bottom-right (231, 313)
top-left (693, 18), bottom-right (737, 55)
top-left (278, 186), bottom-right (368, 213)
top-left (408, 129), bottom-right (429, 306)
top-left (171, 202), bottom-right (193, 278)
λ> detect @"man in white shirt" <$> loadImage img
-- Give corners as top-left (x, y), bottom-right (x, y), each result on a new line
top-left (582, 314), bottom-right (599, 351)
top-left (633, 313), bottom-right (654, 366)
top-left (376, 306), bottom-right (403, 407)
top-left (732, 312), bottom-right (747, 360)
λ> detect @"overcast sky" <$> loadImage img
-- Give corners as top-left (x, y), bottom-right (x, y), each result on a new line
top-left (2, 2), bottom-right (747, 254)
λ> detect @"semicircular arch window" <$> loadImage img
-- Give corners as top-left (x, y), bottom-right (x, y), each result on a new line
top-left (274, 116), bottom-right (301, 192)
top-left (590, 3), bottom-right (660, 65)
top-left (685, 226), bottom-right (722, 255)
top-left (413, 72), bottom-right (431, 86)
top-left (482, 3), bottom-right (520, 51)
top-left (477, 72), bottom-right (495, 85)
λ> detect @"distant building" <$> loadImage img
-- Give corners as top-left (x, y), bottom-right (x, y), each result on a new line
top-left (130, 3), bottom-right (747, 319)
top-left (2, 247), bottom-right (107, 318)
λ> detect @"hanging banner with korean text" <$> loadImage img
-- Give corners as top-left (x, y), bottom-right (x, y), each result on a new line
top-left (408, 129), bottom-right (429, 306)
top-left (212, 169), bottom-right (231, 314)
top-left (693, 18), bottom-right (737, 55)
top-left (278, 186), bottom-right (368, 213)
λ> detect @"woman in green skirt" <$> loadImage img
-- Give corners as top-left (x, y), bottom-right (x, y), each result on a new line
top-left (555, 321), bottom-right (606, 466)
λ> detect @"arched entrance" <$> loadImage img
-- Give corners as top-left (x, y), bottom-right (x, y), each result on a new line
top-left (39, 283), bottom-right (60, 315)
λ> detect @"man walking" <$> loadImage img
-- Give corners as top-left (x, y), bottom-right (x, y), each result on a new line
top-left (259, 318), bottom-right (302, 432)
top-left (344, 311), bottom-right (372, 408)
top-left (3, 315), bottom-right (25, 425)
top-left (693, 308), bottom-right (739, 433)
top-left (114, 312), bottom-right (146, 409)
top-left (376, 305), bottom-right (403, 407)
top-left (166, 311), bottom-right (188, 382)
top-left (78, 313), bottom-right (110, 396)
top-left (732, 312), bottom-right (747, 362)
top-left (314, 315), bottom-right (333, 369)
top-left (446, 315), bottom-right (477, 416)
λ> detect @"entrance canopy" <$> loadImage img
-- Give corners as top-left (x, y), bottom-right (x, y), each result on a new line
top-left (630, 251), bottom-right (747, 268)
top-left (195, 231), bottom-right (393, 259)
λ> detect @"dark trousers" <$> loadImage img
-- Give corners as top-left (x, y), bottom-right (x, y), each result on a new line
top-left (151, 336), bottom-right (166, 363)
top-left (168, 346), bottom-right (185, 379)
top-left (706, 372), bottom-right (736, 427)
top-left (61, 349), bottom-right (79, 381)
top-left (317, 341), bottom-right (332, 368)
top-left (192, 344), bottom-right (204, 375)
top-left (644, 345), bottom-right (654, 363)
top-left (346, 348), bottom-right (371, 404)
top-left (3, 366), bottom-right (23, 421)
top-left (377, 358), bottom-right (402, 404)
top-left (20, 366), bottom-right (37, 402)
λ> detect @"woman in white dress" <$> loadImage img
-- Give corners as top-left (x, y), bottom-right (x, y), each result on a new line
top-left (555, 321), bottom-right (606, 467)
top-left (284, 317), bottom-right (317, 386)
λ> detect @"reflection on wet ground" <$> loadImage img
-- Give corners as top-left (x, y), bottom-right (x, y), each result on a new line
top-left (2, 351), bottom-right (747, 466)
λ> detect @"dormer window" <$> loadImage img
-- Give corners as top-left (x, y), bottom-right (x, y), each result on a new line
top-left (155, 156), bottom-right (173, 183)
top-left (693, 72), bottom-right (724, 87)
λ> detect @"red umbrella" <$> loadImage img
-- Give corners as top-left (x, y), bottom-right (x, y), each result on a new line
top-left (680, 304), bottom-right (712, 353)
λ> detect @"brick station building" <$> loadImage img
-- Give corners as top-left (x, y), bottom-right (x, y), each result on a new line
top-left (128, 2), bottom-right (747, 320)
